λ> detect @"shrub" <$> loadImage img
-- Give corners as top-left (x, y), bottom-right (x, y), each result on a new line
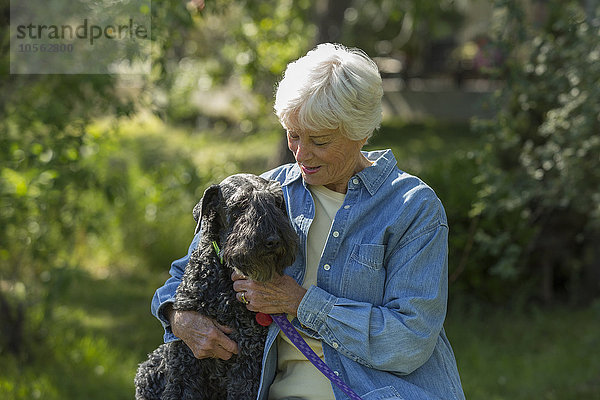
top-left (468, 0), bottom-right (600, 304)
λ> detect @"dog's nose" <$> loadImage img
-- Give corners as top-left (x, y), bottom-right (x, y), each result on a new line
top-left (264, 235), bottom-right (281, 249)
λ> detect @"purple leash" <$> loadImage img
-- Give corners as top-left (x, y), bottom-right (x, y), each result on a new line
top-left (269, 314), bottom-right (364, 400)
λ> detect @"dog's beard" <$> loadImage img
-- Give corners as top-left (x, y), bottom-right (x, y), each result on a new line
top-left (225, 247), bottom-right (293, 282)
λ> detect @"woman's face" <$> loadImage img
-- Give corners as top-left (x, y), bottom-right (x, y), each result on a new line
top-left (287, 128), bottom-right (369, 193)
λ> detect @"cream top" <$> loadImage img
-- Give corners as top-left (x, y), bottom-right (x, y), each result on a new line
top-left (268, 185), bottom-right (345, 400)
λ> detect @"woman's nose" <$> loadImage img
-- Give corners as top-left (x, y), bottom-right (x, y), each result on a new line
top-left (293, 141), bottom-right (312, 162)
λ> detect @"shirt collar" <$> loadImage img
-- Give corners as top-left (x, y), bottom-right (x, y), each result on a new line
top-left (282, 163), bottom-right (302, 187)
top-left (281, 149), bottom-right (397, 196)
top-left (357, 149), bottom-right (397, 196)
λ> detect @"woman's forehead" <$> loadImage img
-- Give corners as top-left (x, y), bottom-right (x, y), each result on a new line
top-left (287, 127), bottom-right (339, 137)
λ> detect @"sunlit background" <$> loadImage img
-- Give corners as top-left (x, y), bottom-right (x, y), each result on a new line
top-left (1, 0), bottom-right (599, 398)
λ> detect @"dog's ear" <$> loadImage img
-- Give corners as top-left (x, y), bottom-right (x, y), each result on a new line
top-left (193, 184), bottom-right (221, 234)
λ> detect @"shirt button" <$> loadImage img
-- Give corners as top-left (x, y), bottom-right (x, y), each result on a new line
top-left (352, 178), bottom-right (359, 185)
top-left (332, 231), bottom-right (339, 237)
top-left (332, 342), bottom-right (339, 349)
top-left (323, 264), bottom-right (331, 271)
top-left (343, 205), bottom-right (350, 209)
top-left (334, 370), bottom-right (340, 376)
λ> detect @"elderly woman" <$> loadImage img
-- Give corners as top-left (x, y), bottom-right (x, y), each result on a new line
top-left (151, 43), bottom-right (465, 400)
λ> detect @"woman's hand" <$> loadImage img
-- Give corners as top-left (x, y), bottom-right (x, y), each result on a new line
top-left (167, 306), bottom-right (239, 360)
top-left (231, 271), bottom-right (307, 317)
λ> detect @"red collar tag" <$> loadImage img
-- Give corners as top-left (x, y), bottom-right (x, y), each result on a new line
top-left (255, 313), bottom-right (273, 326)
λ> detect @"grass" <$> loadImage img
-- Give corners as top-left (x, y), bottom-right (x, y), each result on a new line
top-left (2, 116), bottom-right (599, 399)
top-left (446, 304), bottom-right (600, 399)
top-left (0, 265), bottom-right (167, 400)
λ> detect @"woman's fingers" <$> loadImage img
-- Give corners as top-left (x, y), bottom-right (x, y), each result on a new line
top-left (171, 310), bottom-right (239, 360)
top-left (232, 274), bottom-right (307, 316)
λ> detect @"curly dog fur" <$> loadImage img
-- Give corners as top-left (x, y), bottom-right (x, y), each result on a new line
top-left (135, 174), bottom-right (298, 400)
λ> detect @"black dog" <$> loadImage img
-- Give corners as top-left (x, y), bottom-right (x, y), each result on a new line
top-left (135, 174), bottom-right (298, 400)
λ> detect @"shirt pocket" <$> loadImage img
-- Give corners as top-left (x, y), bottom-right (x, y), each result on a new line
top-left (362, 386), bottom-right (405, 400)
top-left (350, 243), bottom-right (385, 270)
top-left (341, 243), bottom-right (386, 303)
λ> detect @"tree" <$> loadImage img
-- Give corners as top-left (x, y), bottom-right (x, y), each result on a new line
top-left (0, 0), bottom-right (199, 359)
top-left (468, 0), bottom-right (600, 304)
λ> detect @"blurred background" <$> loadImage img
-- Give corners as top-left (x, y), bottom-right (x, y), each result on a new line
top-left (1, 0), bottom-right (599, 398)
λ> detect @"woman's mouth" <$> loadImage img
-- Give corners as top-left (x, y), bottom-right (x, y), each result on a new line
top-left (300, 164), bottom-right (321, 175)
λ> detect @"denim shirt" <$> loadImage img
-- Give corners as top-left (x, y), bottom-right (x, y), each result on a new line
top-left (151, 149), bottom-right (465, 400)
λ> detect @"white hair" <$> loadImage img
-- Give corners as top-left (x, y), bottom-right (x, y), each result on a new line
top-left (274, 43), bottom-right (383, 141)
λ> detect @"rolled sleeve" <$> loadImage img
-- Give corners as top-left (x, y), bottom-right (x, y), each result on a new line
top-left (297, 285), bottom-right (337, 331)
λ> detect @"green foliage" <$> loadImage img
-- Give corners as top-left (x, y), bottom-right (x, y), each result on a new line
top-left (467, 0), bottom-right (600, 304)
top-left (340, 0), bottom-right (465, 68)
top-left (0, 0), bottom-right (229, 363)
top-left (0, 0), bottom-right (159, 360)
top-left (154, 0), bottom-right (314, 124)
top-left (155, 0), bottom-right (469, 125)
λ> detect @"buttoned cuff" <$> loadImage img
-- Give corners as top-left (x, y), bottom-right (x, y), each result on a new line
top-left (296, 285), bottom-right (337, 333)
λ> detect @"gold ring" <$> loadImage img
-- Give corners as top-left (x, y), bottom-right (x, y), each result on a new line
top-left (240, 292), bottom-right (249, 305)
